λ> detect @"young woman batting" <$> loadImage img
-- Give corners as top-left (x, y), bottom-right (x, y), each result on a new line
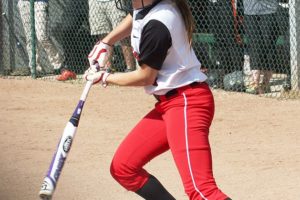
top-left (85, 0), bottom-right (232, 199)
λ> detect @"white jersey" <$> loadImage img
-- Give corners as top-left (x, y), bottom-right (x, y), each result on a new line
top-left (131, 0), bottom-right (207, 95)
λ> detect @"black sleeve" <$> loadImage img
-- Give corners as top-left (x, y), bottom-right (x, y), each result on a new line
top-left (138, 20), bottom-right (172, 70)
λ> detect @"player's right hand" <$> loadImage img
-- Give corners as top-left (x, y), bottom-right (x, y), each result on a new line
top-left (83, 68), bottom-right (110, 87)
top-left (88, 41), bottom-right (112, 68)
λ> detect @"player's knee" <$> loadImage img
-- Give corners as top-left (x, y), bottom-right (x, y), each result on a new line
top-left (110, 158), bottom-right (136, 183)
top-left (37, 34), bottom-right (50, 44)
top-left (36, 32), bottom-right (45, 40)
top-left (110, 159), bottom-right (148, 191)
top-left (110, 158), bottom-right (125, 181)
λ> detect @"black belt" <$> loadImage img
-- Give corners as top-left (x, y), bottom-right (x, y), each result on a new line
top-left (153, 82), bottom-right (204, 102)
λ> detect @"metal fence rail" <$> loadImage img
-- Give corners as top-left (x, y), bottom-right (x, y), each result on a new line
top-left (1, 0), bottom-right (299, 99)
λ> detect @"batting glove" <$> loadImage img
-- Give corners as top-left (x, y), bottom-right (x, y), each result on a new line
top-left (83, 68), bottom-right (111, 87)
top-left (88, 41), bottom-right (112, 68)
top-left (86, 63), bottom-right (103, 73)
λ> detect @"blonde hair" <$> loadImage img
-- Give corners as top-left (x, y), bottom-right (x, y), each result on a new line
top-left (173, 0), bottom-right (195, 46)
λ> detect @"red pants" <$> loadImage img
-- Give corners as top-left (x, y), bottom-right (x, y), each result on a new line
top-left (110, 83), bottom-right (228, 200)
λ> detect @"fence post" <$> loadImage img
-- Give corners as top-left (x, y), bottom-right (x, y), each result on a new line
top-left (7, 0), bottom-right (15, 72)
top-left (0, 0), bottom-right (2, 72)
top-left (289, 0), bottom-right (300, 91)
top-left (30, 0), bottom-right (36, 79)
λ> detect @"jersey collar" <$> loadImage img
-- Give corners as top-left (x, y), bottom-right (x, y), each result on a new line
top-left (135, 0), bottom-right (162, 20)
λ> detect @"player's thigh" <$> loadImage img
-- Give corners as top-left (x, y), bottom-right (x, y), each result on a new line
top-left (107, 3), bottom-right (131, 46)
top-left (112, 108), bottom-right (169, 169)
top-left (18, 1), bottom-right (31, 37)
top-left (88, 0), bottom-right (111, 35)
top-left (34, 2), bottom-right (49, 41)
top-left (163, 89), bottom-right (215, 183)
top-left (261, 14), bottom-right (280, 69)
top-left (244, 15), bottom-right (265, 68)
top-left (107, 1), bottom-right (127, 30)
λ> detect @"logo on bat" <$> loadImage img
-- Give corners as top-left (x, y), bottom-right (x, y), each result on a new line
top-left (40, 181), bottom-right (49, 190)
top-left (63, 136), bottom-right (73, 153)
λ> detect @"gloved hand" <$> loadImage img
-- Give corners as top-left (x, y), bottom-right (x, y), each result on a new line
top-left (83, 67), bottom-right (111, 87)
top-left (88, 41), bottom-right (112, 68)
top-left (86, 63), bottom-right (102, 73)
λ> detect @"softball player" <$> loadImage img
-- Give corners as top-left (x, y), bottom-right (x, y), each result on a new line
top-left (85, 0), bottom-right (232, 199)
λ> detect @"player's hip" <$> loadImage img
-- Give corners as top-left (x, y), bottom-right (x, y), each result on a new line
top-left (154, 82), bottom-right (214, 115)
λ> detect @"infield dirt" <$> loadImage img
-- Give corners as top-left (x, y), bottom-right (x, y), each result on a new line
top-left (0, 78), bottom-right (300, 200)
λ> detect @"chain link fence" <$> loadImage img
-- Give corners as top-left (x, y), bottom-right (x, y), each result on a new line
top-left (1, 0), bottom-right (300, 99)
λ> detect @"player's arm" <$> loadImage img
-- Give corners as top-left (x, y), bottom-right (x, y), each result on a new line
top-left (102, 14), bottom-right (133, 45)
top-left (105, 20), bottom-right (171, 87)
top-left (90, 13), bottom-right (159, 86)
top-left (85, 63), bottom-right (158, 86)
top-left (86, 20), bottom-right (171, 87)
top-left (106, 65), bottom-right (158, 86)
top-left (88, 14), bottom-right (132, 67)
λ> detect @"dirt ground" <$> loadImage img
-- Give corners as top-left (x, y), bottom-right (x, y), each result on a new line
top-left (0, 78), bottom-right (300, 200)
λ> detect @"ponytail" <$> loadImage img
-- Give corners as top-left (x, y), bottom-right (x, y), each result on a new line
top-left (173, 0), bottom-right (195, 46)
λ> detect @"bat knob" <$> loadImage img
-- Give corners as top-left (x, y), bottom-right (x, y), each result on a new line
top-left (40, 194), bottom-right (52, 200)
top-left (39, 177), bottom-right (54, 199)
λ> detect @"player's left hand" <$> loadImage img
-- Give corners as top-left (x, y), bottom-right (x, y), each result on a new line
top-left (88, 41), bottom-right (112, 68)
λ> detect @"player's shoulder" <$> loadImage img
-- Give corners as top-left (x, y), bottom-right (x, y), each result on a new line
top-left (148, 0), bottom-right (182, 29)
top-left (151, 0), bottom-right (179, 19)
